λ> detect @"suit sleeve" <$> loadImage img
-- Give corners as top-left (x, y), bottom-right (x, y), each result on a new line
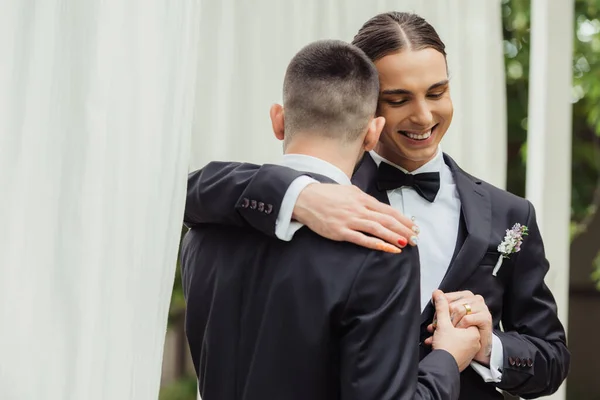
top-left (495, 201), bottom-right (570, 398)
top-left (339, 249), bottom-right (460, 400)
top-left (184, 161), bottom-right (307, 236)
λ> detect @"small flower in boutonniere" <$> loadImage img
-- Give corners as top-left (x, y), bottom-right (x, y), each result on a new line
top-left (492, 223), bottom-right (529, 276)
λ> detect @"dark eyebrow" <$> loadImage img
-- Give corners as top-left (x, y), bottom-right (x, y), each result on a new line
top-left (428, 79), bottom-right (450, 90)
top-left (381, 79), bottom-right (450, 96)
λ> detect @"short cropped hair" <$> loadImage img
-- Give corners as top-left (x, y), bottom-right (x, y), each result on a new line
top-left (282, 40), bottom-right (380, 143)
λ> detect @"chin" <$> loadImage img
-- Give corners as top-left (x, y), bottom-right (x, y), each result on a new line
top-left (398, 146), bottom-right (438, 162)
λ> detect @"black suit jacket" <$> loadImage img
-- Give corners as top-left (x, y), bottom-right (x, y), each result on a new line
top-left (181, 179), bottom-right (460, 400)
top-left (184, 153), bottom-right (570, 399)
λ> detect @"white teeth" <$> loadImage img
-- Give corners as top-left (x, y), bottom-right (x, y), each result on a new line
top-left (405, 130), bottom-right (432, 140)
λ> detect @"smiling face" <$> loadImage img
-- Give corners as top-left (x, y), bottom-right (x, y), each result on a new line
top-left (374, 48), bottom-right (453, 171)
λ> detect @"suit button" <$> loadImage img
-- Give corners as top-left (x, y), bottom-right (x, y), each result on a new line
top-left (516, 358), bottom-right (522, 367)
top-left (265, 204), bottom-right (273, 214)
top-left (508, 357), bottom-right (516, 366)
top-left (250, 200), bottom-right (257, 210)
top-left (241, 198), bottom-right (249, 208)
top-left (527, 358), bottom-right (533, 367)
top-left (257, 202), bottom-right (265, 212)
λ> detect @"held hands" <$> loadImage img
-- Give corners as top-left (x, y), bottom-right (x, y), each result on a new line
top-left (425, 290), bottom-right (493, 366)
top-left (429, 290), bottom-right (482, 372)
top-left (292, 184), bottom-right (418, 253)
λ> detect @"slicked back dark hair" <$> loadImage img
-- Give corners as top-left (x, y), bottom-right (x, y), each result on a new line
top-left (352, 12), bottom-right (446, 63)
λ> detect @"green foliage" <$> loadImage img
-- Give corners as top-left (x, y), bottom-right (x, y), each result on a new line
top-left (162, 225), bottom-right (197, 399)
top-left (572, 0), bottom-right (600, 229)
top-left (159, 375), bottom-right (198, 400)
top-left (593, 251), bottom-right (600, 289)
top-left (169, 226), bottom-right (189, 326)
top-left (502, 0), bottom-right (532, 198)
top-left (502, 0), bottom-right (600, 217)
top-left (502, 0), bottom-right (600, 284)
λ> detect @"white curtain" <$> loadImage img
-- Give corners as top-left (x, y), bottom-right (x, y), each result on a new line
top-left (526, 2), bottom-right (574, 400)
top-left (0, 1), bottom-right (201, 399)
top-left (189, 0), bottom-right (506, 188)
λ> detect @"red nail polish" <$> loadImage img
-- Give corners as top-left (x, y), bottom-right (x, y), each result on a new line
top-left (397, 237), bottom-right (407, 247)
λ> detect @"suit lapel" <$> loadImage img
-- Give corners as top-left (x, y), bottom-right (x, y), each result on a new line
top-left (420, 154), bottom-right (492, 324)
top-left (352, 152), bottom-right (391, 205)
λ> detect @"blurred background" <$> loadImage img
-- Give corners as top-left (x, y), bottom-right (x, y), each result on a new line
top-left (159, 0), bottom-right (600, 399)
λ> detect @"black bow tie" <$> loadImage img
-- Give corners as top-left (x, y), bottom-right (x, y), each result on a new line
top-left (376, 162), bottom-right (440, 202)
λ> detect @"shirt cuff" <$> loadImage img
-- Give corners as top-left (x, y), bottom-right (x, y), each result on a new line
top-left (470, 333), bottom-right (503, 383)
top-left (275, 176), bottom-right (318, 241)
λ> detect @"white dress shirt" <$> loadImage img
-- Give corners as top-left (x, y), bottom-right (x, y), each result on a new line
top-left (276, 154), bottom-right (352, 239)
top-left (275, 147), bottom-right (503, 383)
top-left (368, 149), bottom-right (460, 311)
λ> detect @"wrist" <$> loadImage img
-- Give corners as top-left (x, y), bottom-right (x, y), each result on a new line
top-left (291, 182), bottom-right (318, 223)
top-left (474, 354), bottom-right (491, 367)
top-left (474, 339), bottom-right (493, 366)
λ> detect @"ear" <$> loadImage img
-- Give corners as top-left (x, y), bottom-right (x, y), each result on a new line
top-left (270, 104), bottom-right (285, 141)
top-left (363, 116), bottom-right (385, 151)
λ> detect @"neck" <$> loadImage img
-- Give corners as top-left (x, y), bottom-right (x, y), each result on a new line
top-left (374, 142), bottom-right (436, 172)
top-left (284, 139), bottom-right (361, 179)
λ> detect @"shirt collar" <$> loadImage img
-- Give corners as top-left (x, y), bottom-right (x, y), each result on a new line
top-left (280, 154), bottom-right (352, 185)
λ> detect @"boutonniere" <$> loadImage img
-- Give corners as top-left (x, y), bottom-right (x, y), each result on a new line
top-left (492, 223), bottom-right (528, 276)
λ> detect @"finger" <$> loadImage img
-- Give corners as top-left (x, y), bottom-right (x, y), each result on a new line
top-left (429, 311), bottom-right (437, 331)
top-left (456, 313), bottom-right (492, 329)
top-left (364, 210), bottom-right (412, 247)
top-left (363, 209), bottom-right (416, 246)
top-left (423, 336), bottom-right (433, 346)
top-left (444, 290), bottom-right (474, 303)
top-left (449, 294), bottom-right (485, 309)
top-left (364, 198), bottom-right (419, 240)
top-left (473, 294), bottom-right (486, 307)
top-left (363, 195), bottom-right (415, 228)
top-left (467, 326), bottom-right (482, 340)
top-left (432, 290), bottom-right (452, 327)
top-left (448, 294), bottom-right (488, 325)
top-left (427, 324), bottom-right (434, 333)
top-left (455, 314), bottom-right (474, 329)
top-left (349, 219), bottom-right (408, 249)
top-left (341, 230), bottom-right (402, 254)
top-left (449, 303), bottom-right (468, 327)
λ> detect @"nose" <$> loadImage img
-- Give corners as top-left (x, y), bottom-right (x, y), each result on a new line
top-left (409, 99), bottom-right (434, 127)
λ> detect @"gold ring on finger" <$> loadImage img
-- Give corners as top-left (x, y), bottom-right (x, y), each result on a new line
top-left (463, 303), bottom-right (472, 315)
